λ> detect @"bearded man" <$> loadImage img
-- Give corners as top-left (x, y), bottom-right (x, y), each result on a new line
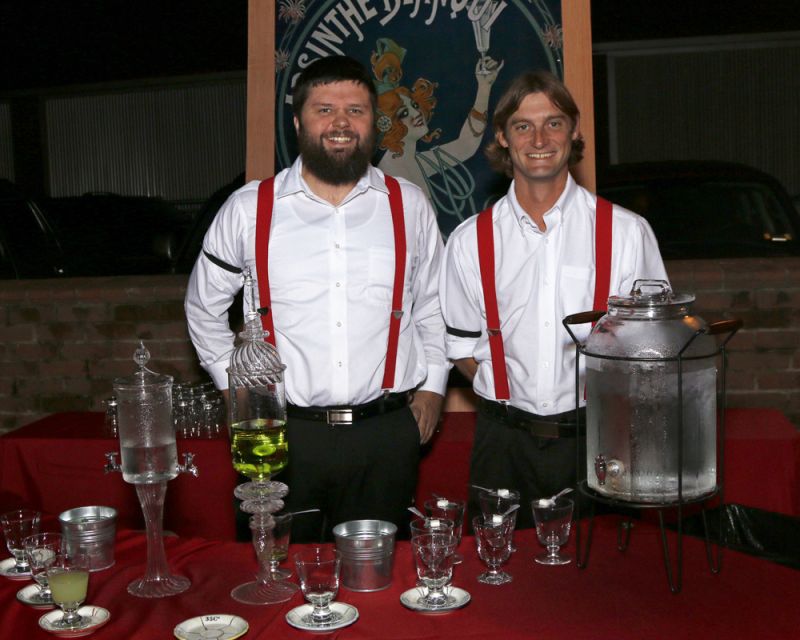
top-left (185, 56), bottom-right (447, 542)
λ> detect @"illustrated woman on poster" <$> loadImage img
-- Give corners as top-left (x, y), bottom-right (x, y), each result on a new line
top-left (371, 38), bottom-right (503, 223)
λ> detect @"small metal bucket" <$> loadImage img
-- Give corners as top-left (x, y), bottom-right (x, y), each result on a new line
top-left (59, 506), bottom-right (117, 572)
top-left (333, 519), bottom-right (396, 592)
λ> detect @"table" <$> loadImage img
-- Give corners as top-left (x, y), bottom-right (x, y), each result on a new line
top-left (1, 409), bottom-right (799, 541)
top-left (3, 517), bottom-right (800, 639)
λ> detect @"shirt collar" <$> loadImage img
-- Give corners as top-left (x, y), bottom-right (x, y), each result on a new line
top-left (508, 173), bottom-right (578, 236)
top-left (276, 158), bottom-right (388, 203)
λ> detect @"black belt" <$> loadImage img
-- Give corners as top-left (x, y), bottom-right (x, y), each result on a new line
top-left (287, 392), bottom-right (410, 426)
top-left (479, 399), bottom-right (585, 439)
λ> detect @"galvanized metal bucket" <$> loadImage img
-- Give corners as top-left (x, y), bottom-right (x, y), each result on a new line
top-left (59, 506), bottom-right (117, 572)
top-left (333, 519), bottom-right (396, 592)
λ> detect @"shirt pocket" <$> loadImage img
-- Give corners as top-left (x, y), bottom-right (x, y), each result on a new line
top-left (365, 247), bottom-right (395, 306)
top-left (559, 264), bottom-right (594, 316)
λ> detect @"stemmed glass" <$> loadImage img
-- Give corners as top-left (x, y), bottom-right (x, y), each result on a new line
top-left (230, 415), bottom-right (289, 513)
top-left (1, 509), bottom-right (41, 576)
top-left (410, 533), bottom-right (458, 609)
top-left (472, 515), bottom-right (513, 585)
top-left (231, 513), bottom-right (297, 604)
top-left (531, 497), bottom-right (574, 565)
top-left (268, 512), bottom-right (296, 582)
top-left (46, 552), bottom-right (90, 631)
top-left (423, 498), bottom-right (465, 564)
top-left (24, 532), bottom-right (62, 606)
top-left (293, 547), bottom-right (343, 627)
top-left (478, 488), bottom-right (520, 552)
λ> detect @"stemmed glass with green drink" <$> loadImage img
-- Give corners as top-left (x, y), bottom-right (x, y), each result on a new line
top-left (44, 552), bottom-right (90, 631)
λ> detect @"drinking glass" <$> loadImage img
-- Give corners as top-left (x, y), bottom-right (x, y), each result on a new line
top-left (47, 552), bottom-right (90, 630)
top-left (478, 487), bottom-right (520, 552)
top-left (472, 515), bottom-right (513, 585)
top-left (409, 517), bottom-right (454, 540)
top-left (1, 509), bottom-right (41, 574)
top-left (410, 533), bottom-right (458, 609)
top-left (231, 513), bottom-right (297, 604)
top-left (269, 512), bottom-right (295, 581)
top-left (24, 532), bottom-right (62, 606)
top-left (423, 498), bottom-right (465, 563)
top-left (294, 546), bottom-right (342, 627)
top-left (531, 497), bottom-right (574, 565)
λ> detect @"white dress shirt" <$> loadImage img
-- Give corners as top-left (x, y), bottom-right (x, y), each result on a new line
top-left (440, 174), bottom-right (668, 415)
top-left (185, 159), bottom-right (448, 406)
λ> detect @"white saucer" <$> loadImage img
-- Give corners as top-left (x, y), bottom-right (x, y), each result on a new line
top-left (38, 605), bottom-right (111, 637)
top-left (400, 586), bottom-right (471, 613)
top-left (0, 556), bottom-right (31, 580)
top-left (17, 583), bottom-right (55, 609)
top-left (174, 614), bottom-right (249, 640)
top-left (285, 602), bottom-right (358, 632)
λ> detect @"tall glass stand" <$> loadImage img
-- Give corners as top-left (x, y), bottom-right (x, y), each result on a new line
top-left (563, 312), bottom-right (741, 593)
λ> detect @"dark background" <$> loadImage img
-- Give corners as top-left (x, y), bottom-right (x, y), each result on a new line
top-left (2, 0), bottom-right (798, 93)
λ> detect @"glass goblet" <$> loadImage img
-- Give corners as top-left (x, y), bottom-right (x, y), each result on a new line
top-left (47, 553), bottom-right (90, 631)
top-left (409, 517), bottom-right (455, 540)
top-left (294, 546), bottom-right (342, 627)
top-left (472, 515), bottom-right (513, 585)
top-left (423, 498), bottom-right (465, 564)
top-left (1, 509), bottom-right (41, 575)
top-left (24, 532), bottom-right (63, 606)
top-left (269, 512), bottom-right (295, 581)
top-left (231, 416), bottom-right (289, 513)
top-left (231, 511), bottom-right (297, 604)
top-left (531, 497), bottom-right (574, 565)
top-left (478, 487), bottom-right (520, 552)
top-left (410, 533), bottom-right (458, 609)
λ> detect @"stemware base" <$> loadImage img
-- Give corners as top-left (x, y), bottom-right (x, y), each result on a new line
top-left (285, 602), bottom-right (358, 631)
top-left (38, 606), bottom-right (110, 638)
top-left (0, 556), bottom-right (31, 580)
top-left (230, 579), bottom-right (296, 605)
top-left (477, 570), bottom-right (512, 585)
top-left (400, 586), bottom-right (471, 613)
top-left (17, 583), bottom-right (55, 609)
top-left (127, 573), bottom-right (190, 598)
top-left (535, 552), bottom-right (571, 566)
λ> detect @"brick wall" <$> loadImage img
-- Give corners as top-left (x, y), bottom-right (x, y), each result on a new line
top-left (1, 258), bottom-right (799, 435)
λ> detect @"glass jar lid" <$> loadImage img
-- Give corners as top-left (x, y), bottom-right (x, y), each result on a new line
top-left (607, 279), bottom-right (694, 319)
top-left (113, 341), bottom-right (173, 391)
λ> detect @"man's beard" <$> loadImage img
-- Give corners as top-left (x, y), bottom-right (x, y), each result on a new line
top-left (298, 126), bottom-right (376, 186)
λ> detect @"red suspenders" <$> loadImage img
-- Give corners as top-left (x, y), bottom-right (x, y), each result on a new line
top-left (254, 175), bottom-right (406, 392)
top-left (476, 196), bottom-right (613, 402)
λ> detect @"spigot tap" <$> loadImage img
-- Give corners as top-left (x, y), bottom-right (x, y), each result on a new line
top-left (178, 452), bottom-right (199, 477)
top-left (104, 452), bottom-right (121, 474)
top-left (594, 454), bottom-right (607, 485)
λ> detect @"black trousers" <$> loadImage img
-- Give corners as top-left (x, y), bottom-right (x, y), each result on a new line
top-left (282, 406), bottom-right (421, 543)
top-left (468, 410), bottom-right (582, 530)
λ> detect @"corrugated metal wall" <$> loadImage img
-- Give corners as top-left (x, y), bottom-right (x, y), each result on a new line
top-left (0, 103), bottom-right (14, 183)
top-left (601, 34), bottom-right (800, 198)
top-left (44, 77), bottom-right (246, 201)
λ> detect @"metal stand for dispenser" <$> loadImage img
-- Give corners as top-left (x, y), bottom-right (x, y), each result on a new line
top-left (563, 312), bottom-right (741, 593)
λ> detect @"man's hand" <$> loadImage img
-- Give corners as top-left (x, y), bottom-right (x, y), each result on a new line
top-left (410, 390), bottom-right (444, 445)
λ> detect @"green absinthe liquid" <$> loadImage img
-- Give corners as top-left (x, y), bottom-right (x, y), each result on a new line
top-left (231, 418), bottom-right (288, 480)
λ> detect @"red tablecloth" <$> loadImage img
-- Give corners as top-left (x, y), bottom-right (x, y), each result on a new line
top-left (2, 518), bottom-right (799, 639)
top-left (1, 408), bottom-right (799, 542)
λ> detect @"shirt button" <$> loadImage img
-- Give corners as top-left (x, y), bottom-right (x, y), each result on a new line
top-left (338, 361), bottom-right (343, 367)
top-left (336, 321), bottom-right (342, 327)
top-left (542, 402), bottom-right (549, 408)
top-left (335, 243), bottom-right (341, 249)
top-left (544, 321), bottom-right (550, 327)
top-left (335, 282), bottom-right (341, 287)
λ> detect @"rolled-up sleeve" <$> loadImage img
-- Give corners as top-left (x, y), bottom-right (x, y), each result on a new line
top-left (184, 195), bottom-right (249, 389)
top-left (439, 222), bottom-right (483, 362)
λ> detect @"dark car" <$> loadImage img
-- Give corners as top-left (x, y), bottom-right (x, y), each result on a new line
top-left (44, 193), bottom-right (188, 276)
top-left (597, 161), bottom-right (800, 260)
top-left (0, 180), bottom-right (68, 279)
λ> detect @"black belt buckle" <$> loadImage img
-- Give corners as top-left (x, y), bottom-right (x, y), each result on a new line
top-left (326, 409), bottom-right (353, 426)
